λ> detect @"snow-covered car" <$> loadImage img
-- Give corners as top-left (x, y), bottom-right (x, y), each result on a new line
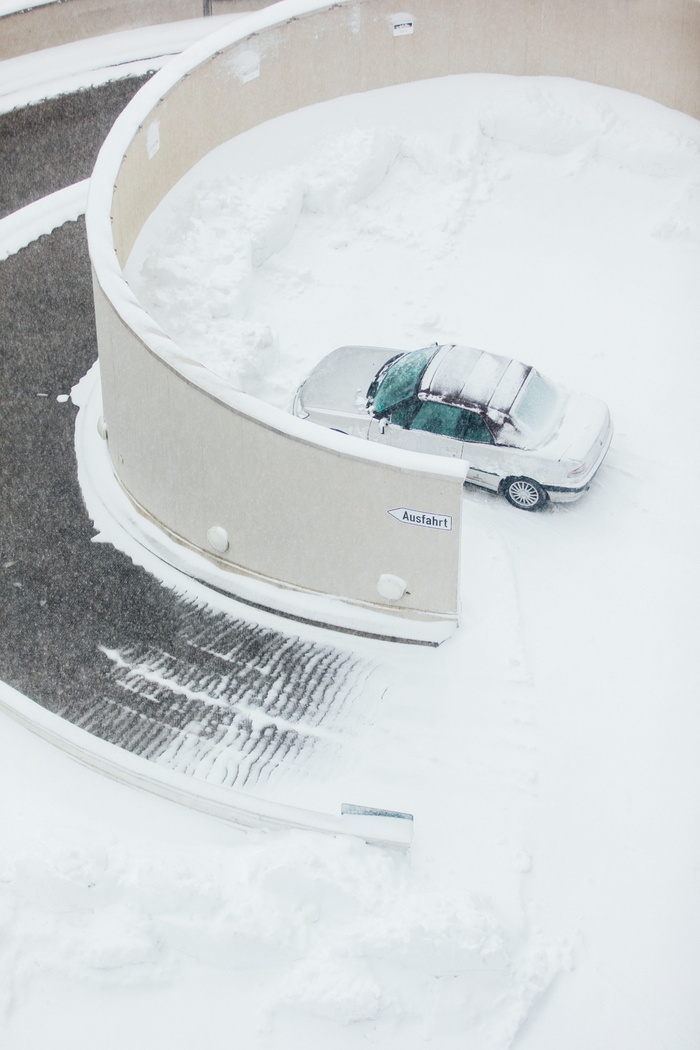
top-left (293, 343), bottom-right (613, 510)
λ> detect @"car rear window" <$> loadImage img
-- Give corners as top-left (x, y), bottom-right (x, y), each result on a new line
top-left (511, 371), bottom-right (562, 437)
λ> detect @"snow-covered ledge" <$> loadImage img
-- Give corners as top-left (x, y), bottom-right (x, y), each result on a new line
top-left (86, 0), bottom-right (699, 642)
top-left (0, 0), bottom-right (270, 61)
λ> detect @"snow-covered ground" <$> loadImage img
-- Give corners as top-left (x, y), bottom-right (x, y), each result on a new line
top-left (126, 75), bottom-right (700, 416)
top-left (2, 28), bottom-right (700, 1050)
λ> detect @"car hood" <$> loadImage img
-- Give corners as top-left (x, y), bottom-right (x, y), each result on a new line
top-left (547, 391), bottom-right (612, 462)
top-left (296, 345), bottom-right (399, 416)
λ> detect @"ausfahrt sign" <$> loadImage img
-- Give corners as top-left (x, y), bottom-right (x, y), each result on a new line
top-left (388, 507), bottom-right (452, 531)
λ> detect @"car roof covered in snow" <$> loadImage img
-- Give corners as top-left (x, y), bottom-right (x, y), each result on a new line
top-left (419, 344), bottom-right (532, 414)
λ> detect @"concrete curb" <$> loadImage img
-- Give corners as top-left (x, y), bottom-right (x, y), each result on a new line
top-left (0, 679), bottom-right (413, 851)
top-left (0, 179), bottom-right (89, 260)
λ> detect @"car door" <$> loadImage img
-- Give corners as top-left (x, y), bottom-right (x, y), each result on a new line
top-left (368, 399), bottom-right (506, 491)
top-left (368, 399), bottom-right (466, 458)
top-left (458, 410), bottom-right (502, 491)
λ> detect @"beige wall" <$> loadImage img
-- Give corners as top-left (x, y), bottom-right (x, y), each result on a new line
top-left (5, 0), bottom-right (698, 106)
top-left (88, 0), bottom-right (699, 636)
top-left (93, 280), bottom-right (464, 623)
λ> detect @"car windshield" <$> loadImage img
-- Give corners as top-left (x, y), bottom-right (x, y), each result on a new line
top-left (510, 371), bottom-right (562, 442)
top-left (371, 345), bottom-right (438, 414)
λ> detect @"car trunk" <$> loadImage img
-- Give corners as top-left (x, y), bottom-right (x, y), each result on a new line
top-left (298, 345), bottom-right (398, 414)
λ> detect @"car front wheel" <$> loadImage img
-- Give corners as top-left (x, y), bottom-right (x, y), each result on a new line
top-left (503, 476), bottom-right (549, 511)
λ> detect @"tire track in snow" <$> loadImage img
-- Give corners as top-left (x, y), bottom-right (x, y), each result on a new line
top-left (72, 604), bottom-right (371, 790)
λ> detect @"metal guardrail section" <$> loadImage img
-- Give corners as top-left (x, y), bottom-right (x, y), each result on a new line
top-left (0, 682), bottom-right (414, 851)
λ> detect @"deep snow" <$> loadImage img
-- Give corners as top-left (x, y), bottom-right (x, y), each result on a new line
top-left (2, 35), bottom-right (700, 1050)
top-left (126, 75), bottom-right (700, 418)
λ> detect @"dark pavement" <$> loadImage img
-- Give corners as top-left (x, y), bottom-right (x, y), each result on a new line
top-left (0, 77), bottom-right (151, 218)
top-left (0, 83), bottom-right (367, 789)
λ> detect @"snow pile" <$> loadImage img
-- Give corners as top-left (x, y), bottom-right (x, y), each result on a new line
top-left (128, 125), bottom-right (406, 400)
top-left (0, 803), bottom-right (569, 1049)
top-left (126, 75), bottom-right (700, 409)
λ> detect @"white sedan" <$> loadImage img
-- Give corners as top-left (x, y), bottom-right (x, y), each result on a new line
top-left (293, 343), bottom-right (613, 510)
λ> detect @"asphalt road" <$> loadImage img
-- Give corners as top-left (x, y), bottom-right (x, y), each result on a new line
top-left (0, 77), bottom-right (151, 218)
top-left (0, 82), bottom-right (366, 789)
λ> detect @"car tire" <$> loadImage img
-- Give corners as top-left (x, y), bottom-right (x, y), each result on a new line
top-left (503, 476), bottom-right (549, 511)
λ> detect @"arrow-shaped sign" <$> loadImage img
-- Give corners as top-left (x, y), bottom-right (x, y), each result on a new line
top-left (388, 508), bottom-right (453, 531)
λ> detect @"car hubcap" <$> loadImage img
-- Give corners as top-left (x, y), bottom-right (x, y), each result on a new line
top-left (509, 480), bottom-right (540, 508)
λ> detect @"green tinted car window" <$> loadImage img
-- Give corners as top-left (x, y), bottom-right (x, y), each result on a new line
top-left (373, 345), bottom-right (437, 413)
top-left (462, 412), bottom-right (495, 444)
top-left (409, 401), bottom-right (467, 439)
top-left (389, 398), bottom-right (421, 428)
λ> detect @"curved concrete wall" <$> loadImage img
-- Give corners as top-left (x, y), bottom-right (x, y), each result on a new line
top-left (87, 0), bottom-right (700, 636)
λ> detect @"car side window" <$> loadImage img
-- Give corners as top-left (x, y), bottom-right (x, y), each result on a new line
top-left (387, 397), bottom-right (421, 428)
top-left (462, 411), bottom-right (495, 444)
top-left (408, 401), bottom-right (467, 440)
